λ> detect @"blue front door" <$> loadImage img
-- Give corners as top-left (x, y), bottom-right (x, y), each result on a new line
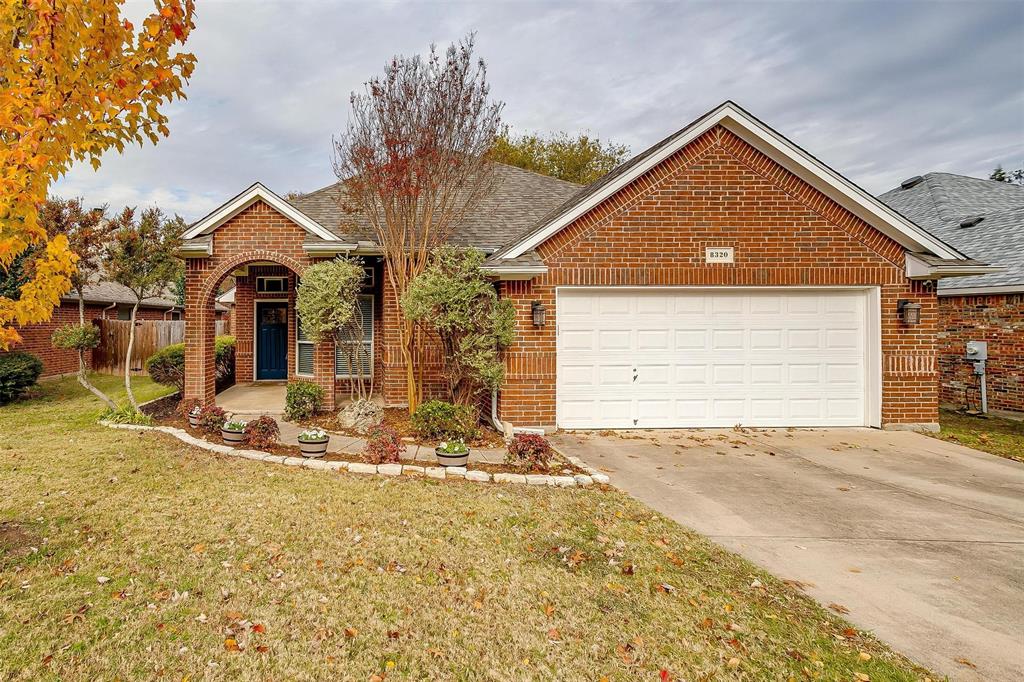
top-left (256, 302), bottom-right (288, 380)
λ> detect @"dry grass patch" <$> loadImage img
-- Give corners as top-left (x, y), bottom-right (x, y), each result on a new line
top-left (0, 375), bottom-right (935, 680)
top-left (930, 408), bottom-right (1024, 462)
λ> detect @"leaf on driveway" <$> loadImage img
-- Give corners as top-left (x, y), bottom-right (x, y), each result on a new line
top-left (828, 602), bottom-right (850, 614)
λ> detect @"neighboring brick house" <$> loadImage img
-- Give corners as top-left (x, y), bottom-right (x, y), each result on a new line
top-left (179, 102), bottom-right (995, 431)
top-left (880, 173), bottom-right (1024, 414)
top-left (6, 281), bottom-right (180, 378)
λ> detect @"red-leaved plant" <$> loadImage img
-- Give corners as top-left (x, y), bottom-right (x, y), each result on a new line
top-left (195, 405), bottom-right (227, 434)
top-left (363, 425), bottom-right (403, 465)
top-left (505, 433), bottom-right (553, 473)
top-left (244, 416), bottom-right (280, 449)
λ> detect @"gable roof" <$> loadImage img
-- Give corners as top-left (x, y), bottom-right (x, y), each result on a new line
top-left (880, 173), bottom-right (1024, 291)
top-left (287, 163), bottom-right (581, 252)
top-left (63, 279), bottom-right (178, 309)
top-left (492, 101), bottom-right (967, 262)
top-left (181, 182), bottom-right (338, 242)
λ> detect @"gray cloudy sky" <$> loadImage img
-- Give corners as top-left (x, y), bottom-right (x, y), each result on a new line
top-left (54, 0), bottom-right (1024, 221)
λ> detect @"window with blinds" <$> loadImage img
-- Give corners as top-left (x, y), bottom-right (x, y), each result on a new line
top-left (296, 315), bottom-right (314, 376)
top-left (336, 295), bottom-right (373, 378)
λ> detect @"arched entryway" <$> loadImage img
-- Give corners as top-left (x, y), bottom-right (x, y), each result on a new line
top-left (184, 250), bottom-right (337, 411)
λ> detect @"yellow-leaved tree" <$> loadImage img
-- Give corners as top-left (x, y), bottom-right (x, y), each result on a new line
top-left (0, 0), bottom-right (196, 349)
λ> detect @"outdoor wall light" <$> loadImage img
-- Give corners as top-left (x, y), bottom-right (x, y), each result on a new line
top-left (897, 299), bottom-right (922, 326)
top-left (531, 301), bottom-right (547, 328)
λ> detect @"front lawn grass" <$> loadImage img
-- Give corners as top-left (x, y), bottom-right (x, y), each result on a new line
top-left (0, 374), bottom-right (934, 680)
top-left (931, 408), bottom-right (1024, 462)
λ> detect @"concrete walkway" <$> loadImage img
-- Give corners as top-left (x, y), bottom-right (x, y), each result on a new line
top-left (217, 382), bottom-right (286, 415)
top-left (551, 427), bottom-right (1024, 681)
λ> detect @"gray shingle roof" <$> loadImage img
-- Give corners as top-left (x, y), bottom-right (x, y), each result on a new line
top-left (288, 163), bottom-right (581, 252)
top-left (63, 279), bottom-right (179, 309)
top-left (879, 173), bottom-right (1024, 290)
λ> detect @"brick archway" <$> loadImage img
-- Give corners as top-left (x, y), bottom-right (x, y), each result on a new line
top-left (184, 249), bottom-right (335, 408)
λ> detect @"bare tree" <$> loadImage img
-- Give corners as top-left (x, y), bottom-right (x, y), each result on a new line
top-left (333, 35), bottom-right (502, 413)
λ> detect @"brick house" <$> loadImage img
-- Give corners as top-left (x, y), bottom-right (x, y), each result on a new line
top-left (7, 281), bottom-right (180, 378)
top-left (179, 102), bottom-right (995, 431)
top-left (880, 173), bottom-right (1023, 414)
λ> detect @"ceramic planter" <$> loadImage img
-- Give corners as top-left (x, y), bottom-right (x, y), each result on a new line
top-left (221, 426), bottom-right (246, 445)
top-left (188, 414), bottom-right (201, 428)
top-left (435, 447), bottom-right (469, 468)
top-left (299, 437), bottom-right (329, 458)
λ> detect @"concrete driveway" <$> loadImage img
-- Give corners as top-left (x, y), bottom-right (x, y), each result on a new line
top-left (551, 427), bottom-right (1024, 681)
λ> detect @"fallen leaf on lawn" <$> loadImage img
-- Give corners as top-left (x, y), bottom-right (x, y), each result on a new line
top-left (699, 618), bottom-right (714, 629)
top-left (427, 647), bottom-right (443, 659)
top-left (854, 673), bottom-right (870, 681)
top-left (255, 645), bottom-right (269, 653)
top-left (615, 643), bottom-right (635, 664)
top-left (96, 576), bottom-right (110, 584)
top-left (192, 543), bottom-right (205, 554)
top-left (224, 638), bottom-right (240, 652)
top-left (656, 583), bottom-right (675, 594)
top-left (344, 626), bottom-right (358, 638)
top-left (621, 562), bottom-right (635, 576)
top-left (842, 627), bottom-right (857, 638)
top-left (606, 582), bottom-right (627, 593)
top-left (727, 657), bottom-right (740, 668)
top-left (955, 658), bottom-right (977, 669)
top-left (225, 610), bottom-right (243, 621)
top-left (251, 623), bottom-right (265, 634)
top-left (723, 604), bottom-right (733, 613)
top-left (547, 627), bottom-right (561, 641)
top-left (828, 602), bottom-right (850, 614)
top-left (543, 603), bottom-right (555, 617)
top-left (859, 651), bottom-right (871, 661)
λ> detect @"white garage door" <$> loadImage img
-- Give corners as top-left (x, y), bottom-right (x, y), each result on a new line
top-left (556, 288), bottom-right (873, 429)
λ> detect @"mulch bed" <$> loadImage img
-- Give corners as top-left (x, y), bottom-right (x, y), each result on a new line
top-left (300, 407), bottom-right (506, 449)
top-left (141, 397), bottom-right (579, 476)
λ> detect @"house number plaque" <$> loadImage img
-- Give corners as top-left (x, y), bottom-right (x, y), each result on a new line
top-left (705, 247), bottom-right (734, 263)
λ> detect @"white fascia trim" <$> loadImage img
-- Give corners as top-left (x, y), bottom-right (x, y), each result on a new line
top-left (938, 284), bottom-right (1024, 297)
top-left (181, 182), bottom-right (337, 242)
top-left (502, 102), bottom-right (963, 261)
top-left (905, 253), bottom-right (1004, 280)
top-left (176, 242), bottom-right (212, 258)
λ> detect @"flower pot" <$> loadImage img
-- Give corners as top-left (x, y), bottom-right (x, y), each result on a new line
top-left (435, 448), bottom-right (469, 468)
top-left (188, 414), bottom-right (201, 428)
top-left (299, 437), bottom-right (329, 458)
top-left (221, 427), bottom-right (245, 445)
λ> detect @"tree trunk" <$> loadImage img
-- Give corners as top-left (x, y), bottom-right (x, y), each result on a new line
top-left (124, 301), bottom-right (140, 411)
top-left (76, 292), bottom-right (116, 409)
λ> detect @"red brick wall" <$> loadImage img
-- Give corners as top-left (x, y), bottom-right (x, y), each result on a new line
top-left (183, 201), bottom-right (336, 409)
top-left (938, 293), bottom-right (1024, 413)
top-left (5, 302), bottom-right (170, 377)
top-left (498, 126), bottom-right (938, 428)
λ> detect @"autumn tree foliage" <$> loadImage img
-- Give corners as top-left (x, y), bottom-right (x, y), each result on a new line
top-left (491, 129), bottom-right (630, 185)
top-left (103, 207), bottom-right (182, 411)
top-left (333, 35), bottom-right (503, 413)
top-left (41, 198), bottom-right (117, 407)
top-left (0, 0), bottom-right (196, 350)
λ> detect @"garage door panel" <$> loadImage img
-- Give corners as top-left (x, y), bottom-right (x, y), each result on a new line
top-left (557, 289), bottom-right (870, 429)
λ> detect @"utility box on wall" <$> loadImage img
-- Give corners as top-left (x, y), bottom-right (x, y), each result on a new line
top-left (966, 340), bottom-right (988, 361)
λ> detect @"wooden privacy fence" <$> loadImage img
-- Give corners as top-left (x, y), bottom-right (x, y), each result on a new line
top-left (92, 319), bottom-right (226, 375)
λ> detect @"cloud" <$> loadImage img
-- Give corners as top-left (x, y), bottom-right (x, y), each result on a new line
top-left (53, 0), bottom-right (1024, 221)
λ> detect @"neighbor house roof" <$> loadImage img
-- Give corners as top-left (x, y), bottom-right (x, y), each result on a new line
top-left (63, 279), bottom-right (179, 309)
top-left (879, 173), bottom-right (1024, 293)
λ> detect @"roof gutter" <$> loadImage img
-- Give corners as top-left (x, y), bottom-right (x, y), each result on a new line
top-left (302, 241), bottom-right (359, 256)
top-left (480, 265), bottom-right (549, 281)
top-left (905, 253), bottom-right (1004, 280)
top-left (177, 241), bottom-right (212, 258)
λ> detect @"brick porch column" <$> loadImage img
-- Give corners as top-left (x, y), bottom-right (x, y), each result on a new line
top-left (233, 277), bottom-right (254, 382)
top-left (313, 339), bottom-right (337, 411)
top-left (184, 262), bottom-right (216, 405)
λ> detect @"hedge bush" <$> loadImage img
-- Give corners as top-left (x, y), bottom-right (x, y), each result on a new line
top-left (410, 399), bottom-right (479, 441)
top-left (285, 380), bottom-right (324, 421)
top-left (146, 335), bottom-right (236, 393)
top-left (0, 351), bottom-right (43, 404)
top-left (51, 323), bottom-right (100, 351)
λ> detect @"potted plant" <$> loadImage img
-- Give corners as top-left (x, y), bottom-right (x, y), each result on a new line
top-left (436, 439), bottom-right (470, 467)
top-left (188, 405), bottom-right (202, 429)
top-left (221, 419), bottom-right (247, 445)
top-left (298, 428), bottom-right (330, 458)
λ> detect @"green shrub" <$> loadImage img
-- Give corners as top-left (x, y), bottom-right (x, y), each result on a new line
top-left (101, 403), bottom-right (153, 426)
top-left (244, 416), bottom-right (279, 449)
top-left (363, 425), bottom-right (403, 464)
top-left (145, 335), bottom-right (236, 393)
top-left (411, 399), bottom-right (479, 441)
top-left (51, 323), bottom-right (100, 351)
top-left (285, 380), bottom-right (324, 421)
top-left (0, 351), bottom-right (43, 403)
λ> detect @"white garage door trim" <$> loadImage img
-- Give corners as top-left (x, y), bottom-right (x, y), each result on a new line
top-left (555, 286), bottom-right (882, 430)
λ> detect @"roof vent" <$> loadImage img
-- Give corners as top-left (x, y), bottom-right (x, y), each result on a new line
top-left (959, 215), bottom-right (985, 228)
top-left (900, 176), bottom-right (925, 190)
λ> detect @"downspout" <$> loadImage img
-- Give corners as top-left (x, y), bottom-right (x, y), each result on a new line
top-left (489, 389), bottom-right (504, 435)
top-left (102, 302), bottom-right (116, 320)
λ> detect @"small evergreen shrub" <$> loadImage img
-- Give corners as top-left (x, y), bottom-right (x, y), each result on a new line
top-left (195, 405), bottom-right (227, 433)
top-left (411, 399), bottom-right (478, 441)
top-left (0, 351), bottom-right (43, 403)
top-left (505, 433), bottom-right (554, 473)
top-left (285, 380), bottom-right (324, 421)
top-left (146, 335), bottom-right (236, 393)
top-left (363, 425), bottom-right (403, 464)
top-left (102, 403), bottom-right (154, 426)
top-left (51, 323), bottom-right (100, 351)
top-left (244, 416), bottom-right (279, 449)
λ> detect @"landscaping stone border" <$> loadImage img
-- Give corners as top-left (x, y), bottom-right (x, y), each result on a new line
top-left (99, 421), bottom-right (610, 488)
